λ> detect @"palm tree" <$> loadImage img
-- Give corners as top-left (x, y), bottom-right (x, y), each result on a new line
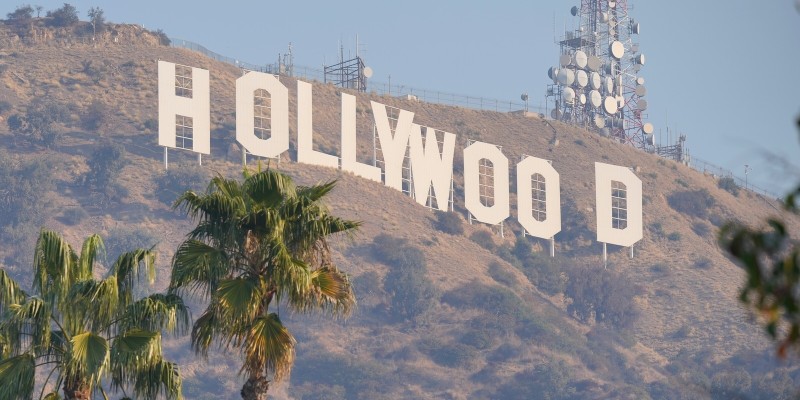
top-left (168, 168), bottom-right (357, 400)
top-left (0, 230), bottom-right (189, 400)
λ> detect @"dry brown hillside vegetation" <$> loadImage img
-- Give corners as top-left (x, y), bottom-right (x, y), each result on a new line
top-left (1, 19), bottom-right (799, 399)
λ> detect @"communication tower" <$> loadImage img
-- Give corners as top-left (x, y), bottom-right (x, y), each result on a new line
top-left (546, 1), bottom-right (654, 150)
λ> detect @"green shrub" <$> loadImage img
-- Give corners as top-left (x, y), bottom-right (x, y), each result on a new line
top-left (667, 232), bottom-right (681, 241)
top-left (80, 100), bottom-right (108, 132)
top-left (565, 265), bottom-right (641, 327)
top-left (46, 3), bottom-right (79, 27)
top-left (154, 164), bottom-right (210, 206)
top-left (470, 229), bottom-right (496, 250)
top-left (373, 234), bottom-right (439, 322)
top-left (84, 142), bottom-right (126, 190)
top-left (488, 261), bottom-right (517, 287)
top-left (667, 189), bottom-right (715, 218)
top-left (434, 210), bottom-right (463, 235)
top-left (60, 207), bottom-right (88, 226)
top-left (420, 339), bottom-right (478, 368)
top-left (717, 176), bottom-right (740, 196)
top-left (0, 100), bottom-right (11, 114)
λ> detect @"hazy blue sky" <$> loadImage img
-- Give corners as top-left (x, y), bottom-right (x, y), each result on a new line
top-left (18, 1), bottom-right (800, 194)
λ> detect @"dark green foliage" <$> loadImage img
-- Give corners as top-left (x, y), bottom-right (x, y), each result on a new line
top-left (565, 265), bottom-right (640, 327)
top-left (692, 222), bottom-right (711, 238)
top-left (0, 151), bottom-right (54, 228)
top-left (87, 6), bottom-right (105, 34)
top-left (6, 5), bottom-right (33, 20)
top-left (291, 351), bottom-right (396, 400)
top-left (694, 257), bottom-right (713, 270)
top-left (717, 176), bottom-right (740, 196)
top-left (495, 359), bottom-right (576, 400)
top-left (469, 229), bottom-right (496, 250)
top-left (84, 142), bottom-right (126, 190)
top-left (488, 261), bottom-right (517, 287)
top-left (9, 100), bottom-right (68, 148)
top-left (144, 118), bottom-right (158, 132)
top-left (46, 3), bottom-right (79, 27)
top-left (373, 234), bottom-right (438, 322)
top-left (80, 100), bottom-right (108, 132)
top-left (155, 29), bottom-right (170, 46)
top-left (419, 339), bottom-right (478, 368)
top-left (104, 225), bottom-right (158, 264)
top-left (59, 206), bottom-right (88, 225)
top-left (434, 210), bottom-right (463, 235)
top-left (667, 232), bottom-right (681, 241)
top-left (459, 328), bottom-right (493, 350)
top-left (667, 189), bottom-right (715, 218)
top-left (154, 163), bottom-right (210, 206)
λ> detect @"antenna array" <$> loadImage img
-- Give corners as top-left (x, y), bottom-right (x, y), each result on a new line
top-left (546, 0), bottom-right (653, 149)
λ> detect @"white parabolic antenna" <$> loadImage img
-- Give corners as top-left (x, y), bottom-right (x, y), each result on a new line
top-left (635, 85), bottom-right (647, 97)
top-left (579, 93), bottom-right (587, 105)
top-left (587, 55), bottom-right (602, 71)
top-left (363, 66), bottom-right (373, 78)
top-left (574, 50), bottom-right (588, 69)
top-left (557, 69), bottom-right (575, 86)
top-left (616, 95), bottom-right (625, 108)
top-left (576, 70), bottom-right (589, 87)
top-left (604, 76), bottom-right (613, 93)
top-left (594, 115), bottom-right (606, 128)
top-left (636, 77), bottom-right (645, 85)
top-left (610, 41), bottom-right (625, 59)
top-left (589, 90), bottom-right (602, 108)
top-left (590, 72), bottom-right (601, 90)
top-left (559, 54), bottom-right (572, 67)
top-left (603, 96), bottom-right (618, 114)
top-left (562, 87), bottom-right (576, 104)
top-left (634, 54), bottom-right (646, 65)
top-left (643, 122), bottom-right (654, 134)
top-left (637, 99), bottom-right (648, 110)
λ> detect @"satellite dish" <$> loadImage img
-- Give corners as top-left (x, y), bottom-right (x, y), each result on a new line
top-left (590, 72), bottom-right (601, 90)
top-left (609, 1), bottom-right (616, 8)
top-left (632, 22), bottom-right (641, 35)
top-left (562, 87), bottom-right (576, 104)
top-left (363, 66), bottom-right (373, 78)
top-left (559, 54), bottom-right (572, 67)
top-left (571, 6), bottom-right (579, 16)
top-left (635, 85), bottom-right (647, 97)
top-left (594, 115), bottom-right (606, 128)
top-left (646, 134), bottom-right (654, 145)
top-left (587, 55), bottom-right (602, 71)
top-left (575, 70), bottom-right (589, 87)
top-left (548, 67), bottom-right (556, 80)
top-left (610, 41), bottom-right (625, 59)
top-left (589, 90), bottom-right (602, 108)
top-left (603, 96), bottom-right (618, 114)
top-left (637, 99), bottom-right (648, 110)
top-left (631, 43), bottom-right (640, 53)
top-left (616, 95), bottom-right (625, 108)
top-left (604, 76), bottom-right (614, 93)
top-left (551, 68), bottom-right (560, 84)
top-left (557, 69), bottom-right (575, 86)
top-left (634, 54), bottom-right (646, 65)
top-left (579, 93), bottom-right (587, 105)
top-left (551, 109), bottom-right (561, 119)
top-left (636, 77), bottom-right (645, 85)
top-left (574, 50), bottom-right (588, 69)
top-left (643, 122), bottom-right (655, 135)
top-left (521, 93), bottom-right (529, 101)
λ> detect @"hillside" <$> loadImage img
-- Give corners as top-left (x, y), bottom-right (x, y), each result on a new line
top-left (0, 20), bottom-right (798, 399)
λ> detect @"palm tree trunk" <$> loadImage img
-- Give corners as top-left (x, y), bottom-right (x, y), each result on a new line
top-left (240, 372), bottom-right (269, 400)
top-left (63, 376), bottom-right (91, 400)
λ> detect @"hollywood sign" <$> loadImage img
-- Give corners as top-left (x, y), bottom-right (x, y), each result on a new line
top-left (157, 61), bottom-right (642, 249)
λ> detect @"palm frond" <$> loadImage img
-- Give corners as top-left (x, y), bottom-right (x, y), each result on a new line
top-left (169, 240), bottom-right (229, 298)
top-left (111, 248), bottom-right (156, 308)
top-left (109, 329), bottom-right (162, 390)
top-left (215, 278), bottom-right (264, 326)
top-left (66, 332), bottom-right (109, 390)
top-left (118, 294), bottom-right (190, 336)
top-left (0, 353), bottom-right (35, 400)
top-left (33, 229), bottom-right (77, 303)
top-left (242, 313), bottom-right (295, 383)
top-left (68, 277), bottom-right (120, 333)
top-left (0, 269), bottom-right (26, 313)
top-left (131, 360), bottom-right (182, 400)
top-left (243, 169), bottom-right (297, 208)
top-left (2, 297), bottom-right (50, 355)
top-left (190, 308), bottom-right (220, 357)
top-left (78, 234), bottom-right (105, 280)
